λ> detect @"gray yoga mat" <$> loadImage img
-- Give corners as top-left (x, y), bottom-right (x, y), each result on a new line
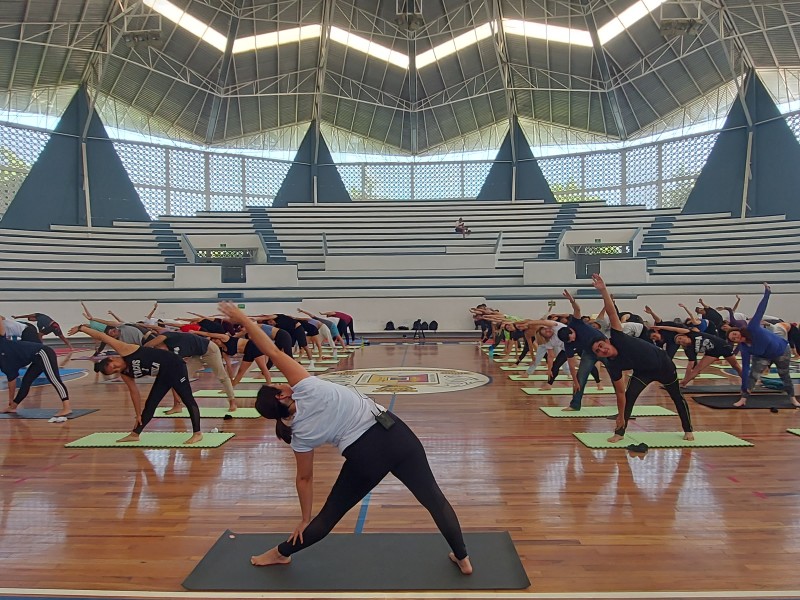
top-left (182, 530), bottom-right (530, 591)
top-left (692, 395), bottom-right (798, 409)
top-left (0, 408), bottom-right (98, 420)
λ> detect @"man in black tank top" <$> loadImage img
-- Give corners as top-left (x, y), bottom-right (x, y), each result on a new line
top-left (70, 324), bottom-right (202, 444)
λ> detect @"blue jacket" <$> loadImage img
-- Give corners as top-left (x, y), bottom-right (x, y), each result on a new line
top-left (740, 289), bottom-right (788, 391)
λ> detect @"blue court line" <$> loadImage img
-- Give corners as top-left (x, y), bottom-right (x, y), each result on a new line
top-left (355, 345), bottom-right (408, 534)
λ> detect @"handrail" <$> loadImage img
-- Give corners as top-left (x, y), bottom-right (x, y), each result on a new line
top-left (493, 231), bottom-right (504, 255)
top-left (322, 231), bottom-right (328, 256)
top-left (178, 233), bottom-right (200, 263)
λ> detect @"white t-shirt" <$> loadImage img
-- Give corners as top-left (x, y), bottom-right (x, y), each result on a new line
top-left (2, 319), bottom-right (27, 338)
top-left (542, 323), bottom-right (566, 352)
top-left (290, 376), bottom-right (386, 454)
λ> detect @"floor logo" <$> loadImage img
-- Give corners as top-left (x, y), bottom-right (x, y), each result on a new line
top-left (318, 367), bottom-right (490, 394)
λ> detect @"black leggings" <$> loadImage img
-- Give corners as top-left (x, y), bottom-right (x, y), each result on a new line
top-left (551, 350), bottom-right (600, 383)
top-left (341, 319), bottom-right (356, 345)
top-left (277, 414), bottom-right (467, 560)
top-left (133, 367), bottom-right (200, 434)
top-left (515, 338), bottom-right (531, 364)
top-left (14, 347), bottom-right (69, 405)
top-left (267, 330), bottom-right (294, 369)
top-left (21, 325), bottom-right (39, 343)
top-left (616, 369), bottom-right (693, 436)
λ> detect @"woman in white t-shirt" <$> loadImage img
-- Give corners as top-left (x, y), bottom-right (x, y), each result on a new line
top-left (218, 303), bottom-right (472, 575)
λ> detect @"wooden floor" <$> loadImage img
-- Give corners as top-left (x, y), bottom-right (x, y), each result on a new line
top-left (1, 342), bottom-right (799, 599)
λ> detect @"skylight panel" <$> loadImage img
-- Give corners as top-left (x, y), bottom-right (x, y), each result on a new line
top-left (503, 19), bottom-right (593, 47)
top-left (416, 22), bottom-right (494, 69)
top-left (328, 26), bottom-right (409, 69)
top-left (232, 24), bottom-right (322, 54)
top-left (144, 0), bottom-right (227, 51)
top-left (597, 0), bottom-right (667, 44)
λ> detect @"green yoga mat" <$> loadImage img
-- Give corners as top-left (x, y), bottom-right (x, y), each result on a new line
top-left (764, 373), bottom-right (800, 380)
top-left (787, 429), bottom-right (800, 437)
top-left (258, 366), bottom-right (329, 373)
top-left (239, 376), bottom-right (287, 383)
top-left (522, 386), bottom-right (615, 395)
top-left (574, 431), bottom-right (753, 449)
top-left (155, 407), bottom-right (259, 419)
top-left (195, 389), bottom-right (259, 398)
top-left (66, 432), bottom-right (235, 448)
top-left (540, 406), bottom-right (677, 418)
top-left (298, 359), bottom-right (339, 365)
top-left (501, 365), bottom-right (540, 371)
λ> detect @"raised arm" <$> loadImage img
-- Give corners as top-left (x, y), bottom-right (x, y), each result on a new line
top-left (146, 302), bottom-right (159, 319)
top-left (750, 283), bottom-right (771, 325)
top-left (562, 289), bottom-right (581, 318)
top-left (0, 318), bottom-right (5, 338)
top-left (108, 310), bottom-right (125, 323)
top-left (732, 295), bottom-right (741, 313)
top-left (217, 303), bottom-right (308, 386)
top-left (652, 324), bottom-right (691, 334)
top-left (591, 274), bottom-right (622, 331)
top-left (678, 303), bottom-right (700, 325)
top-left (67, 324), bottom-right (139, 356)
top-left (644, 305), bottom-right (661, 323)
top-left (698, 298), bottom-right (711, 309)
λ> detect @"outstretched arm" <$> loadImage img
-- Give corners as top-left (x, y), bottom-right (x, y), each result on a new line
top-left (732, 295), bottom-right (741, 313)
top-left (67, 324), bottom-right (139, 356)
top-left (750, 283), bottom-right (772, 325)
top-left (562, 289), bottom-right (580, 318)
top-left (678, 303), bottom-right (700, 325)
top-left (144, 334), bottom-right (167, 349)
top-left (698, 298), bottom-right (711, 309)
top-left (652, 325), bottom-right (691, 334)
top-left (644, 305), bottom-right (661, 323)
top-left (591, 274), bottom-right (622, 332)
top-left (146, 302), bottom-right (159, 319)
top-left (218, 303), bottom-right (308, 386)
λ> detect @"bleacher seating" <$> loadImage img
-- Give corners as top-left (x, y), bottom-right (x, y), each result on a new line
top-left (2, 202), bottom-right (800, 330)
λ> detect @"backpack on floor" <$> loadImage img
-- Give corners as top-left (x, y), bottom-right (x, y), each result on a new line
top-left (429, 320), bottom-right (439, 331)
top-left (420, 321), bottom-right (429, 330)
top-left (384, 321), bottom-right (395, 330)
top-left (412, 319), bottom-right (422, 330)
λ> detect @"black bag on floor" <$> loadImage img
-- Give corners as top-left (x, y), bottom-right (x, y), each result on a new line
top-left (385, 321), bottom-right (395, 330)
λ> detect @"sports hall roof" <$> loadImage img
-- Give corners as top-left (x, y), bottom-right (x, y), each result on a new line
top-left (0, 0), bottom-right (798, 153)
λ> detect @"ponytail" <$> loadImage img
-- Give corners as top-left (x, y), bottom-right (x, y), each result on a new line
top-left (255, 386), bottom-right (292, 445)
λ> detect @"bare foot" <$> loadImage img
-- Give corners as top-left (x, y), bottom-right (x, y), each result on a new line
top-left (251, 546), bottom-right (291, 566)
top-left (164, 406), bottom-right (184, 415)
top-left (732, 399), bottom-right (747, 408)
top-left (561, 406), bottom-right (578, 412)
top-left (228, 401), bottom-right (238, 412)
top-left (184, 432), bottom-right (204, 445)
top-left (117, 433), bottom-right (140, 443)
top-left (449, 552), bottom-right (473, 575)
top-left (683, 432), bottom-right (695, 441)
top-left (607, 434), bottom-right (624, 443)
top-left (1, 404), bottom-right (17, 414)
top-left (791, 399), bottom-right (800, 408)
top-left (595, 383), bottom-right (604, 390)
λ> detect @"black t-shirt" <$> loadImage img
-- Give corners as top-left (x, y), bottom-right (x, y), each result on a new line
top-left (162, 331), bottom-right (210, 358)
top-left (199, 319), bottom-right (226, 335)
top-left (0, 338), bottom-right (45, 381)
top-left (605, 329), bottom-right (671, 382)
top-left (684, 332), bottom-right (734, 361)
top-left (35, 313), bottom-right (54, 329)
top-left (274, 314), bottom-right (299, 331)
top-left (122, 347), bottom-right (184, 379)
top-left (703, 307), bottom-right (724, 331)
top-left (563, 315), bottom-right (606, 357)
top-left (223, 336), bottom-right (239, 356)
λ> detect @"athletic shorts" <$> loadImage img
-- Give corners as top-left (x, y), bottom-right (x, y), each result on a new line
top-left (40, 321), bottom-right (62, 336)
top-left (301, 322), bottom-right (320, 337)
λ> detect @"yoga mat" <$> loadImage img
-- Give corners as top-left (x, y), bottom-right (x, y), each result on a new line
top-left (692, 395), bottom-right (798, 409)
top-left (540, 406), bottom-right (676, 418)
top-left (155, 407), bottom-right (260, 418)
top-left (239, 376), bottom-right (288, 383)
top-left (66, 432), bottom-right (234, 448)
top-left (182, 530), bottom-right (529, 591)
top-left (102, 376), bottom-right (198, 384)
top-left (683, 385), bottom-right (772, 394)
top-left (195, 389), bottom-right (259, 398)
top-left (500, 365), bottom-right (538, 371)
top-left (298, 359), bottom-right (339, 365)
top-left (522, 387), bottom-right (615, 395)
top-left (0, 368), bottom-right (86, 389)
top-left (721, 368), bottom-right (800, 379)
top-left (574, 431), bottom-right (753, 449)
top-left (257, 366), bottom-right (329, 373)
top-left (0, 408), bottom-right (98, 420)
top-left (675, 372), bottom-right (726, 380)
top-left (787, 429), bottom-right (800, 437)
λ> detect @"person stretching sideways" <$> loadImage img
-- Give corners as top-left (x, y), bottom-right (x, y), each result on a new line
top-left (216, 302), bottom-right (472, 575)
top-left (589, 274), bottom-right (694, 444)
top-left (71, 324), bottom-right (203, 444)
top-left (0, 318), bottom-right (72, 417)
top-left (649, 325), bottom-right (742, 386)
top-left (726, 283), bottom-right (799, 408)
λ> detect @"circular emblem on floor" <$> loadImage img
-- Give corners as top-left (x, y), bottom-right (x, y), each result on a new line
top-left (317, 367), bottom-right (491, 394)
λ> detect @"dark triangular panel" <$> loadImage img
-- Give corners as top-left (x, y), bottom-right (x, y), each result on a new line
top-left (273, 121), bottom-right (352, 207)
top-left (477, 118), bottom-right (555, 202)
top-left (683, 71), bottom-right (800, 219)
top-left (1, 86), bottom-right (148, 230)
top-left (748, 73), bottom-right (800, 219)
